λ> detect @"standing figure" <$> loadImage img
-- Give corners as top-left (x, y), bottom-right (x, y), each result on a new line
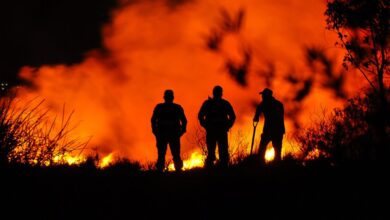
top-left (151, 90), bottom-right (187, 172)
top-left (198, 85), bottom-right (236, 168)
top-left (253, 88), bottom-right (285, 163)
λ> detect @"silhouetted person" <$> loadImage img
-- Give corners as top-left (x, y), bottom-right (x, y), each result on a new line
top-left (198, 85), bottom-right (236, 168)
top-left (253, 88), bottom-right (285, 164)
top-left (151, 90), bottom-right (187, 172)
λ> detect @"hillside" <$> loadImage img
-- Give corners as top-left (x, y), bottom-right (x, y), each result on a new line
top-left (1, 162), bottom-right (387, 220)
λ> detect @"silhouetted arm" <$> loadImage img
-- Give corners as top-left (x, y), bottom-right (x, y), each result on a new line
top-left (198, 101), bottom-right (207, 128)
top-left (253, 104), bottom-right (262, 122)
top-left (179, 106), bottom-right (187, 135)
top-left (151, 106), bottom-right (159, 135)
top-left (227, 102), bottom-right (236, 129)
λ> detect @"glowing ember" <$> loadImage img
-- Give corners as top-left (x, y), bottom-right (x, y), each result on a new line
top-left (305, 148), bottom-right (328, 161)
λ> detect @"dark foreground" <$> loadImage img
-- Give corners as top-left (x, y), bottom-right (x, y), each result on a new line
top-left (1, 162), bottom-right (388, 220)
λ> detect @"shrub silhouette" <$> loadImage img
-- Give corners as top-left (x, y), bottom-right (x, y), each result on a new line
top-left (102, 157), bottom-right (142, 173)
top-left (296, 89), bottom-right (389, 165)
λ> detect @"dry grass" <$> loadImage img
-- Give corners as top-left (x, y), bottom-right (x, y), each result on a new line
top-left (0, 97), bottom-right (88, 166)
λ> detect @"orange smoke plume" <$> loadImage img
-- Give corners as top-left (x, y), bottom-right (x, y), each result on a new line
top-left (9, 0), bottom-right (366, 166)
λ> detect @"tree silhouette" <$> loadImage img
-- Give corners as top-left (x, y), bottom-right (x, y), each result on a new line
top-left (325, 0), bottom-right (389, 104)
top-left (325, 0), bottom-right (389, 160)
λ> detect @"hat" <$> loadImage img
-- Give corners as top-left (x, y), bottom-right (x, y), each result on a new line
top-left (259, 88), bottom-right (273, 96)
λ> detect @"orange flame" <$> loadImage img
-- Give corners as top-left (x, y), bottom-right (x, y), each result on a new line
top-left (168, 151), bottom-right (205, 171)
top-left (265, 147), bottom-right (275, 162)
top-left (99, 153), bottom-right (114, 168)
top-left (53, 154), bottom-right (86, 166)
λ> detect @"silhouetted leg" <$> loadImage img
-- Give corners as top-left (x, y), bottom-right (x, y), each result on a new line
top-left (156, 136), bottom-right (168, 171)
top-left (206, 130), bottom-right (217, 168)
top-left (272, 135), bottom-right (283, 163)
top-left (258, 134), bottom-right (271, 164)
top-left (169, 136), bottom-right (183, 171)
top-left (218, 131), bottom-right (229, 168)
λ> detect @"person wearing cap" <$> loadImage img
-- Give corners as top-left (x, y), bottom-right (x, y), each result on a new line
top-left (198, 85), bottom-right (236, 168)
top-left (253, 88), bottom-right (285, 164)
top-left (151, 89), bottom-right (187, 172)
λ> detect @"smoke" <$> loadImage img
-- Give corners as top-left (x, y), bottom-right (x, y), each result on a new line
top-left (9, 0), bottom-right (366, 163)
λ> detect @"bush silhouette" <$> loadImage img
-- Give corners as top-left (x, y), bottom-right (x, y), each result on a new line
top-left (296, 89), bottom-right (389, 165)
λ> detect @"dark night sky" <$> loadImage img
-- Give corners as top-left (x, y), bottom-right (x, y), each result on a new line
top-left (0, 0), bottom-right (118, 86)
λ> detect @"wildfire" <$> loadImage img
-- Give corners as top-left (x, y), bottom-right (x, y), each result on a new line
top-left (99, 153), bottom-right (114, 168)
top-left (3, 0), bottom-right (366, 168)
top-left (168, 151), bottom-right (205, 171)
top-left (52, 153), bottom-right (120, 168)
top-left (167, 146), bottom-right (275, 171)
top-left (50, 154), bottom-right (85, 166)
top-left (265, 147), bottom-right (275, 162)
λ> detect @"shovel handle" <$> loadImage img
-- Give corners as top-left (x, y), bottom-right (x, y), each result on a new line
top-left (250, 121), bottom-right (258, 155)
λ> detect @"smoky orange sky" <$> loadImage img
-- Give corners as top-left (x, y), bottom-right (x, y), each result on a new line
top-left (11, 0), bottom-right (366, 163)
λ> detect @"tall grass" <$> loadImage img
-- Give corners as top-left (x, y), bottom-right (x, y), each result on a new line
top-left (229, 129), bottom-right (250, 165)
top-left (0, 98), bottom-right (88, 166)
top-left (188, 125), bottom-right (251, 167)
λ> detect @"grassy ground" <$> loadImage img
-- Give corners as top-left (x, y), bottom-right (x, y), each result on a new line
top-left (1, 161), bottom-right (388, 220)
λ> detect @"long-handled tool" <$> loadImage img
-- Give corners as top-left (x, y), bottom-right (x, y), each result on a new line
top-left (250, 121), bottom-right (258, 155)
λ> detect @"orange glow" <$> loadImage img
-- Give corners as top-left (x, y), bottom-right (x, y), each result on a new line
top-left (305, 148), bottom-right (327, 161)
top-left (99, 153), bottom-right (114, 168)
top-left (168, 151), bottom-right (205, 171)
top-left (53, 154), bottom-right (86, 166)
top-left (265, 147), bottom-right (275, 162)
top-left (5, 0), bottom-right (367, 167)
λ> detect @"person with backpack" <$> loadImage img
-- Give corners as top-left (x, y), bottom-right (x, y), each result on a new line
top-left (198, 85), bottom-right (236, 168)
